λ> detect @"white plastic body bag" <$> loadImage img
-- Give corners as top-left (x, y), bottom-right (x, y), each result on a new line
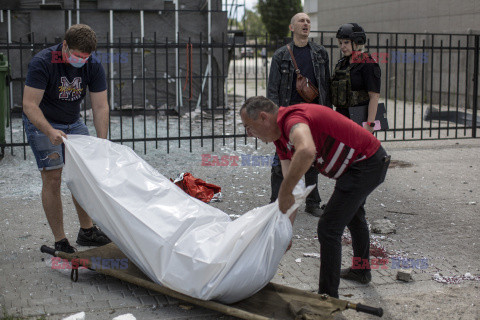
top-left (63, 135), bottom-right (312, 303)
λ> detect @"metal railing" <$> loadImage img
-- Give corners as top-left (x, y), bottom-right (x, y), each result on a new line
top-left (0, 31), bottom-right (479, 159)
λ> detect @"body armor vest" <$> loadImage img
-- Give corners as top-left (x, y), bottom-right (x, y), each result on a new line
top-left (331, 55), bottom-right (371, 108)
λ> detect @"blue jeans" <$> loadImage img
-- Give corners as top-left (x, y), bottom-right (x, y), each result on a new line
top-left (23, 115), bottom-right (89, 170)
top-left (317, 146), bottom-right (390, 298)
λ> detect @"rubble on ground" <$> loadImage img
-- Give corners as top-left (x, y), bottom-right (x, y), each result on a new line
top-left (371, 219), bottom-right (396, 234)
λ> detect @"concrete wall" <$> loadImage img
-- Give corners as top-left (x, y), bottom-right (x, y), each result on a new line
top-left (0, 0), bottom-right (227, 112)
top-left (304, 0), bottom-right (480, 34)
top-left (305, 0), bottom-right (480, 111)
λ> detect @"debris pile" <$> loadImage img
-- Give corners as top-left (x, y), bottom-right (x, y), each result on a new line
top-left (433, 273), bottom-right (480, 284)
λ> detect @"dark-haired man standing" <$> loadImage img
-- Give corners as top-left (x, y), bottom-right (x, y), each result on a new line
top-left (23, 24), bottom-right (111, 253)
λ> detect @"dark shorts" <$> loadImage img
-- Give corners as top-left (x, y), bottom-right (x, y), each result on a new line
top-left (23, 115), bottom-right (89, 170)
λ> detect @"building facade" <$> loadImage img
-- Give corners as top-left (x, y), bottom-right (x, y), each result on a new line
top-left (304, 0), bottom-right (480, 34)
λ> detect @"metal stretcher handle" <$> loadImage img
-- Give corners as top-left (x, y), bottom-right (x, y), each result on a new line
top-left (40, 245), bottom-right (57, 256)
top-left (40, 245), bottom-right (80, 282)
top-left (354, 303), bottom-right (384, 317)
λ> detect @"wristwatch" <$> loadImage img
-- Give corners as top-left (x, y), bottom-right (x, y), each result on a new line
top-left (367, 121), bottom-right (375, 127)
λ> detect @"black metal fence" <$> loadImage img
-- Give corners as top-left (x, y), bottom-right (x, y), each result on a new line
top-left (0, 31), bottom-right (479, 159)
top-left (312, 31), bottom-right (480, 141)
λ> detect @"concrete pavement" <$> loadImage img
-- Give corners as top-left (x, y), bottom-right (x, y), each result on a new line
top-left (1, 138), bottom-right (479, 319)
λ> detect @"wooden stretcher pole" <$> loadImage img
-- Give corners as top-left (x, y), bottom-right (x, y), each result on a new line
top-left (40, 245), bottom-right (271, 320)
top-left (41, 245), bottom-right (382, 318)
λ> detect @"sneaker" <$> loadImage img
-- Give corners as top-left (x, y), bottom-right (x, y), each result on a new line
top-left (340, 268), bottom-right (372, 284)
top-left (76, 226), bottom-right (111, 246)
top-left (305, 204), bottom-right (325, 217)
top-left (54, 238), bottom-right (77, 254)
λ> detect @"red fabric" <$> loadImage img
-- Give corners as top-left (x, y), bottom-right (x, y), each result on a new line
top-left (274, 104), bottom-right (381, 179)
top-left (172, 172), bottom-right (221, 203)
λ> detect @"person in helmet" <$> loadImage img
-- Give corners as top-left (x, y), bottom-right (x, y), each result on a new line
top-left (330, 23), bottom-right (381, 134)
top-left (329, 23), bottom-right (382, 287)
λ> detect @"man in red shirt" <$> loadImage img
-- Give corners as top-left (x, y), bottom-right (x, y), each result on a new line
top-left (240, 96), bottom-right (390, 298)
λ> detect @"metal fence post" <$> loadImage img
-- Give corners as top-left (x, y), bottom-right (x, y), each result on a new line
top-left (472, 35), bottom-right (479, 138)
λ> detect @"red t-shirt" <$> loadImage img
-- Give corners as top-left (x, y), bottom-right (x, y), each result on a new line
top-left (273, 104), bottom-right (381, 179)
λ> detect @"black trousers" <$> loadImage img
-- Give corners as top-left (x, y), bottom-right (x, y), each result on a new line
top-left (270, 161), bottom-right (321, 206)
top-left (317, 146), bottom-right (390, 298)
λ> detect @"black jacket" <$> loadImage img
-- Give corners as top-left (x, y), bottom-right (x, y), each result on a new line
top-left (267, 41), bottom-right (331, 107)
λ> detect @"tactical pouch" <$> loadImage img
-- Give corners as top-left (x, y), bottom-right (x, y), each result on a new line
top-left (336, 79), bottom-right (349, 107)
top-left (331, 81), bottom-right (339, 106)
top-left (331, 76), bottom-right (350, 108)
top-left (332, 61), bottom-right (372, 108)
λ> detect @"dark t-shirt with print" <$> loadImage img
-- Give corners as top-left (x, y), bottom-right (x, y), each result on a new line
top-left (25, 43), bottom-right (107, 124)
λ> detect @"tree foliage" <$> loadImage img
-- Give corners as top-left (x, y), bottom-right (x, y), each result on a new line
top-left (243, 9), bottom-right (267, 36)
top-left (257, 0), bottom-right (303, 40)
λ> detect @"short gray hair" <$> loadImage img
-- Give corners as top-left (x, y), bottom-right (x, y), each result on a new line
top-left (240, 96), bottom-right (278, 120)
top-left (290, 12), bottom-right (309, 25)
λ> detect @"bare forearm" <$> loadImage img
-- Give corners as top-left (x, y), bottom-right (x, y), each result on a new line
top-left (280, 148), bottom-right (315, 195)
top-left (22, 86), bottom-right (66, 144)
top-left (92, 105), bottom-right (109, 139)
top-left (23, 103), bottom-right (54, 136)
top-left (277, 124), bottom-right (316, 215)
top-left (367, 93), bottom-right (379, 123)
top-left (278, 149), bottom-right (314, 217)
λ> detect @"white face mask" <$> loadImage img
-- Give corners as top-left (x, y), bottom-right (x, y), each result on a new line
top-left (65, 44), bottom-right (89, 68)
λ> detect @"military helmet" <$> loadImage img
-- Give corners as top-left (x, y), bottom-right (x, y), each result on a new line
top-left (336, 23), bottom-right (366, 45)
